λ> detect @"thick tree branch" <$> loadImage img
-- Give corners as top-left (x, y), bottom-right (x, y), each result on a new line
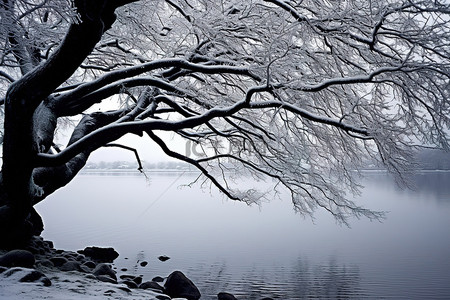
top-left (32, 109), bottom-right (128, 203)
top-left (58, 77), bottom-right (191, 116)
top-left (54, 58), bottom-right (255, 114)
top-left (0, 70), bottom-right (15, 83)
top-left (0, 0), bottom-right (35, 75)
top-left (296, 66), bottom-right (405, 92)
top-left (7, 0), bottom-right (137, 112)
top-left (35, 100), bottom-right (248, 167)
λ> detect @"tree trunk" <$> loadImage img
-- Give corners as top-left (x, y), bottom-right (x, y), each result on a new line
top-left (0, 0), bottom-right (131, 249)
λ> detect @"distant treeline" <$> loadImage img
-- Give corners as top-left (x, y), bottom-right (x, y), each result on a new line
top-left (85, 148), bottom-right (450, 171)
top-left (84, 160), bottom-right (191, 170)
top-left (415, 148), bottom-right (450, 170)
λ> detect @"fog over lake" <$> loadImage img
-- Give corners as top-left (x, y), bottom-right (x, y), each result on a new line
top-left (37, 171), bottom-right (450, 299)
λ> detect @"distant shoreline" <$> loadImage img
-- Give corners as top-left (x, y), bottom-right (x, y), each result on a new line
top-left (80, 168), bottom-right (450, 173)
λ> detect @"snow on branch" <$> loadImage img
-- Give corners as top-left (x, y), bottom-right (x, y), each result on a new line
top-left (2, 0), bottom-right (448, 223)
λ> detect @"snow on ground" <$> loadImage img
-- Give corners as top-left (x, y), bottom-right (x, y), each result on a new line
top-left (0, 267), bottom-right (169, 300)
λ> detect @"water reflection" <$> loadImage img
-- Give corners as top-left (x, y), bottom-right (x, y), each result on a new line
top-left (180, 257), bottom-right (364, 299)
top-left (297, 259), bottom-right (365, 299)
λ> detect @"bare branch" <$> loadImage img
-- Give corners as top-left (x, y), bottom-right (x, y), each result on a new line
top-left (146, 131), bottom-right (241, 201)
top-left (104, 143), bottom-right (144, 172)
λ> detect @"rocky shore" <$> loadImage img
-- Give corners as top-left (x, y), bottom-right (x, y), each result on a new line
top-left (0, 236), bottom-right (273, 300)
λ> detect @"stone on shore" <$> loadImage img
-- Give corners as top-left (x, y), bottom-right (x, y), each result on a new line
top-left (93, 263), bottom-right (117, 281)
top-left (2, 267), bottom-right (51, 286)
top-left (19, 269), bottom-right (52, 286)
top-left (0, 249), bottom-right (35, 268)
top-left (97, 274), bottom-right (118, 284)
top-left (164, 270), bottom-right (201, 300)
top-left (140, 280), bottom-right (164, 292)
top-left (60, 261), bottom-right (81, 272)
top-left (120, 274), bottom-right (143, 285)
top-left (121, 279), bottom-right (139, 289)
top-left (78, 246), bottom-right (119, 262)
top-left (49, 256), bottom-right (68, 267)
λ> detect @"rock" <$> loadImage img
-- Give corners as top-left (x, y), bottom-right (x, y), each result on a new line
top-left (49, 256), bottom-right (68, 267)
top-left (25, 246), bottom-right (40, 255)
top-left (133, 276), bottom-right (143, 285)
top-left (0, 250), bottom-right (35, 268)
top-left (59, 261), bottom-right (80, 272)
top-left (83, 261), bottom-right (96, 269)
top-left (104, 289), bottom-right (116, 296)
top-left (218, 292), bottom-right (238, 300)
top-left (24, 237), bottom-right (43, 254)
top-left (93, 263), bottom-right (117, 281)
top-left (78, 246), bottom-right (119, 262)
top-left (3, 267), bottom-right (51, 287)
top-left (158, 255), bottom-right (170, 262)
top-left (164, 270), bottom-right (201, 300)
top-left (85, 274), bottom-right (97, 280)
top-left (36, 259), bottom-right (54, 268)
top-left (120, 274), bottom-right (143, 285)
top-left (26, 236), bottom-right (53, 253)
top-left (96, 274), bottom-right (117, 284)
top-left (139, 281), bottom-right (164, 292)
top-left (121, 280), bottom-right (138, 289)
top-left (155, 295), bottom-right (171, 300)
top-left (152, 276), bottom-right (164, 282)
top-left (79, 261), bottom-right (95, 272)
top-left (62, 251), bottom-right (78, 261)
top-left (140, 260), bottom-right (148, 267)
top-left (43, 240), bottom-right (54, 249)
top-left (117, 286), bottom-right (132, 293)
top-left (75, 254), bottom-right (85, 261)
top-left (79, 264), bottom-right (93, 273)
top-left (19, 269), bottom-right (51, 286)
top-left (3, 267), bottom-right (23, 277)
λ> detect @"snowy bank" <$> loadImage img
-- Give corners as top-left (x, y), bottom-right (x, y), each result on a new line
top-left (0, 267), bottom-right (165, 300)
top-left (0, 236), bottom-right (200, 300)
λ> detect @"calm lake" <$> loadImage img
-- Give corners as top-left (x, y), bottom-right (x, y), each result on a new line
top-left (36, 171), bottom-right (450, 299)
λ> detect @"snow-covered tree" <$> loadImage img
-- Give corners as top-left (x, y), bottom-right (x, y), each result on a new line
top-left (0, 0), bottom-right (449, 246)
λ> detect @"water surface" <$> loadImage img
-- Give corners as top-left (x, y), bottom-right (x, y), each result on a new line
top-left (37, 171), bottom-right (450, 299)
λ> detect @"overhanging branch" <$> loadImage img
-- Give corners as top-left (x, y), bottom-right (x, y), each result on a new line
top-left (35, 94), bottom-right (370, 167)
top-left (35, 100), bottom-right (249, 167)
